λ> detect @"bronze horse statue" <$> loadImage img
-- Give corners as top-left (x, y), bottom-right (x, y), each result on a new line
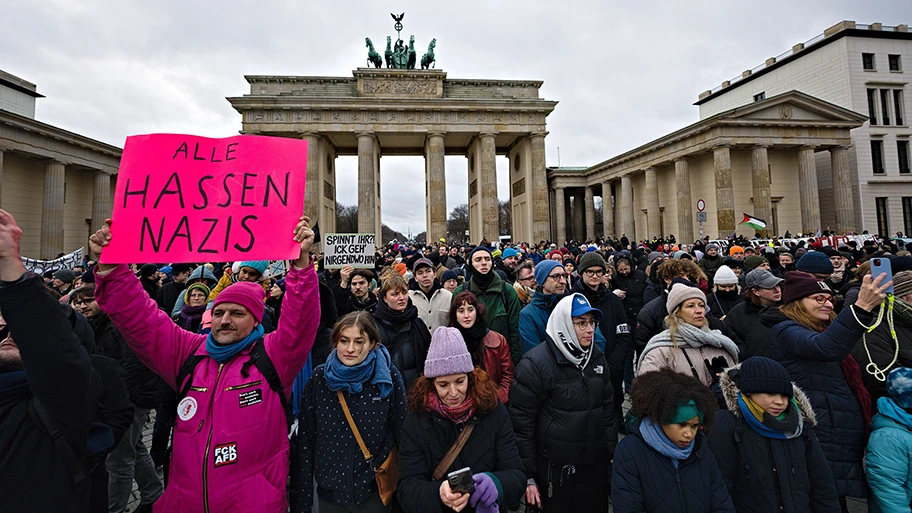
top-left (365, 37), bottom-right (382, 68)
top-left (420, 38), bottom-right (436, 69)
top-left (407, 35), bottom-right (416, 70)
top-left (384, 36), bottom-right (393, 68)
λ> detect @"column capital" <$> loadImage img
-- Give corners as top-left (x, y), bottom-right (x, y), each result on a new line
top-left (426, 131), bottom-right (447, 138)
top-left (713, 144), bottom-right (731, 150)
top-left (47, 159), bottom-right (68, 168)
top-left (530, 131), bottom-right (549, 138)
top-left (799, 145), bottom-right (818, 151)
top-left (673, 156), bottom-right (689, 164)
top-left (751, 144), bottom-right (770, 150)
top-left (478, 131), bottom-right (498, 138)
top-left (297, 131), bottom-right (321, 138)
top-left (354, 131), bottom-right (375, 139)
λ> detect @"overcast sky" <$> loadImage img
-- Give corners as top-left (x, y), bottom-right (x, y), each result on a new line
top-left (2, 0), bottom-right (908, 236)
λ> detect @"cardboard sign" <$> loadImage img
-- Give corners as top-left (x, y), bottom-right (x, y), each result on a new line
top-left (323, 233), bottom-right (376, 269)
top-left (101, 134), bottom-right (308, 264)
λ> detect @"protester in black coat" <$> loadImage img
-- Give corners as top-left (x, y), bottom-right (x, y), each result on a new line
top-left (612, 369), bottom-right (733, 513)
top-left (852, 292), bottom-right (912, 411)
top-left (372, 273), bottom-right (431, 390)
top-left (398, 328), bottom-right (525, 513)
top-left (0, 242), bottom-right (103, 513)
top-left (708, 359), bottom-right (839, 513)
top-left (155, 263), bottom-right (191, 314)
top-left (611, 254), bottom-right (649, 325)
top-left (510, 294), bottom-right (616, 512)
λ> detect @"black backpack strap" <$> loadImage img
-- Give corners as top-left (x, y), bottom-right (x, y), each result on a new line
top-left (175, 349), bottom-right (207, 401)
top-left (28, 398), bottom-right (89, 484)
top-left (246, 341), bottom-right (293, 428)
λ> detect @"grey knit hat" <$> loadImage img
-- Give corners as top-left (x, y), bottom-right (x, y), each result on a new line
top-left (713, 265), bottom-right (739, 286)
top-left (666, 282), bottom-right (707, 314)
top-left (893, 270), bottom-right (912, 299)
top-left (578, 252), bottom-right (606, 273)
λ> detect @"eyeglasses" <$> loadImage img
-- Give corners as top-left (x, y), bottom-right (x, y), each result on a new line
top-left (809, 295), bottom-right (834, 305)
top-left (71, 298), bottom-right (95, 306)
top-left (572, 320), bottom-right (599, 329)
top-left (517, 276), bottom-right (536, 283)
top-left (547, 273), bottom-right (567, 281)
top-left (583, 269), bottom-right (605, 277)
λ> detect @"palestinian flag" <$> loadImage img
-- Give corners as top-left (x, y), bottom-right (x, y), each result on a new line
top-left (740, 213), bottom-right (767, 231)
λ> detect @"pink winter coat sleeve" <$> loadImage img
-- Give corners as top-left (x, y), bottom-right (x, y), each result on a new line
top-left (95, 264), bottom-right (206, 389)
top-left (262, 263), bottom-right (320, 390)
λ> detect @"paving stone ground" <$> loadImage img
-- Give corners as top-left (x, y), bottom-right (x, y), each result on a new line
top-left (126, 400), bottom-right (869, 513)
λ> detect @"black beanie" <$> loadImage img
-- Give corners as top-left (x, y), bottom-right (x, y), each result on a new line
top-left (738, 357), bottom-right (794, 398)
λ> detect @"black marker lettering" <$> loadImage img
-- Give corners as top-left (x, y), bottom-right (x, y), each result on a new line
top-left (217, 173), bottom-right (235, 207)
top-left (234, 215), bottom-right (257, 252)
top-left (123, 175), bottom-right (150, 209)
top-left (264, 173), bottom-right (289, 207)
top-left (197, 218), bottom-right (219, 254)
top-left (240, 173), bottom-right (257, 207)
top-left (140, 217), bottom-right (163, 252)
top-left (193, 175), bottom-right (214, 210)
top-left (153, 172), bottom-right (185, 209)
top-left (166, 216), bottom-right (192, 252)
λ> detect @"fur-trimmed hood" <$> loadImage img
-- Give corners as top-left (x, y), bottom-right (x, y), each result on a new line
top-left (719, 363), bottom-right (817, 425)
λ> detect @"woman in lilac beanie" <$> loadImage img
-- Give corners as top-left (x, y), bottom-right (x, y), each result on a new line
top-left (398, 327), bottom-right (525, 513)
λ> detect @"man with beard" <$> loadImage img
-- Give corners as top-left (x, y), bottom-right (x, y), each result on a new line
top-left (453, 246), bottom-right (522, 364)
top-left (0, 209), bottom-right (103, 512)
top-left (496, 247), bottom-right (520, 285)
top-left (72, 285), bottom-right (164, 513)
top-left (698, 242), bottom-right (725, 287)
top-left (335, 265), bottom-right (378, 316)
top-left (408, 257), bottom-right (452, 333)
top-left (723, 269), bottom-right (783, 359)
top-left (704, 265), bottom-right (740, 320)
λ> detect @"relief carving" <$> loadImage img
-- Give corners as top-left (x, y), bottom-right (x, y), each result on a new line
top-left (509, 113), bottom-right (518, 123)
top-left (312, 111), bottom-right (322, 121)
top-left (293, 111), bottom-right (306, 122)
top-left (332, 112), bottom-right (341, 121)
top-left (273, 111), bottom-right (285, 122)
top-left (351, 112), bottom-right (361, 122)
top-left (362, 78), bottom-right (437, 95)
top-left (253, 111), bottom-right (265, 122)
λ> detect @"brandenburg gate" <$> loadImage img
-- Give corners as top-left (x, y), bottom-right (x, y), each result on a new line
top-left (227, 67), bottom-right (557, 244)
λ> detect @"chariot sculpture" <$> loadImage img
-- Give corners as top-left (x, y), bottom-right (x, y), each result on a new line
top-left (364, 12), bottom-right (437, 70)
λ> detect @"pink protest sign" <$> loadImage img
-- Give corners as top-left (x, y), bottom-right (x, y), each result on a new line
top-left (101, 134), bottom-right (308, 264)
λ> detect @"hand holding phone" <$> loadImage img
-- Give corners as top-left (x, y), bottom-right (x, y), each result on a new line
top-left (871, 258), bottom-right (895, 295)
top-left (447, 467), bottom-right (475, 495)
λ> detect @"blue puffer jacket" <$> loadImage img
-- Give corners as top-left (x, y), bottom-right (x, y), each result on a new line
top-left (518, 292), bottom-right (605, 354)
top-left (612, 420), bottom-right (734, 513)
top-left (865, 396), bottom-right (912, 513)
top-left (768, 305), bottom-right (873, 498)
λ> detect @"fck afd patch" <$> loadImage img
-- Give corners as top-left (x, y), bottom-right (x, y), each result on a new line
top-left (239, 389), bottom-right (263, 408)
top-left (214, 442), bottom-right (238, 467)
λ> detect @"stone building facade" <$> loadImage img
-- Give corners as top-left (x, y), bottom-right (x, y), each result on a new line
top-left (227, 69), bottom-right (557, 246)
top-left (548, 91), bottom-right (866, 243)
top-left (0, 70), bottom-right (120, 259)
top-left (696, 20), bottom-right (912, 236)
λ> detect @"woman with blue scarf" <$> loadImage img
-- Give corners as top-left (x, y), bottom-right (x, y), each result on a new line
top-left (290, 311), bottom-right (407, 513)
top-left (708, 357), bottom-right (839, 513)
top-left (612, 368), bottom-right (734, 513)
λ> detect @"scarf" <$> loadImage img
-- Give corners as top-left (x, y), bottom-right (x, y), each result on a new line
top-left (373, 298), bottom-right (429, 354)
top-left (350, 292), bottom-right (378, 312)
top-left (545, 294), bottom-right (593, 372)
top-left (738, 393), bottom-right (803, 439)
top-left (638, 321), bottom-right (740, 370)
top-left (427, 392), bottom-right (477, 424)
top-left (178, 303), bottom-right (207, 330)
top-left (324, 345), bottom-right (394, 398)
top-left (840, 355), bottom-right (873, 434)
top-left (639, 417), bottom-right (693, 469)
top-left (456, 316), bottom-right (488, 366)
top-left (0, 370), bottom-right (28, 395)
top-left (206, 324), bottom-right (264, 364)
top-left (471, 269), bottom-right (495, 290)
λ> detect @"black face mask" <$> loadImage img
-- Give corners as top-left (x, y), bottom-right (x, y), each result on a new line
top-left (716, 289), bottom-right (739, 300)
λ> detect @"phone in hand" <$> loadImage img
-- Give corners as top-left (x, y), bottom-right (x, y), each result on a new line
top-left (871, 258), bottom-right (895, 295)
top-left (447, 467), bottom-right (475, 495)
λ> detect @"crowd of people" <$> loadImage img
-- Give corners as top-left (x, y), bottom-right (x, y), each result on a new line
top-left (5, 212), bottom-right (912, 512)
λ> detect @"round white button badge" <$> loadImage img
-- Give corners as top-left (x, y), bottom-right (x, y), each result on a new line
top-left (177, 396), bottom-right (198, 422)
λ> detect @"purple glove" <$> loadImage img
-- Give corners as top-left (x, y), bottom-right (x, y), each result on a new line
top-left (470, 473), bottom-right (499, 510)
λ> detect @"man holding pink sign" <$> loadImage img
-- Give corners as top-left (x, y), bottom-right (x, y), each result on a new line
top-left (89, 134), bottom-right (320, 513)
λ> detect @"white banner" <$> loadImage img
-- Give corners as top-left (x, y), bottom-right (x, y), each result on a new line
top-left (323, 233), bottom-right (376, 269)
top-left (21, 247), bottom-right (84, 275)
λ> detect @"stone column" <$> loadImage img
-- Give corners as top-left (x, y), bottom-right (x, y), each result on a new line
top-left (554, 187), bottom-right (567, 244)
top-left (750, 146), bottom-right (772, 237)
top-left (357, 132), bottom-right (377, 234)
top-left (713, 146), bottom-right (735, 234)
top-left (644, 167), bottom-right (661, 238)
top-left (602, 181), bottom-right (615, 238)
top-left (425, 133), bottom-right (447, 243)
top-left (300, 133), bottom-right (322, 221)
top-left (831, 146), bottom-right (856, 233)
top-left (91, 171), bottom-right (111, 233)
top-left (0, 149), bottom-right (5, 207)
top-left (570, 190), bottom-right (584, 241)
top-left (529, 132), bottom-right (550, 242)
top-left (619, 174), bottom-right (634, 239)
top-left (797, 146), bottom-right (821, 234)
top-left (584, 187), bottom-right (596, 241)
top-left (41, 161), bottom-right (65, 259)
top-left (479, 133), bottom-right (499, 241)
top-left (675, 159), bottom-right (694, 243)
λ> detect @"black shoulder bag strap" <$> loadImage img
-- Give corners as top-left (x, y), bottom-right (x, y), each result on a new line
top-left (28, 398), bottom-right (89, 484)
top-left (679, 347), bottom-right (702, 382)
top-left (242, 341), bottom-right (292, 428)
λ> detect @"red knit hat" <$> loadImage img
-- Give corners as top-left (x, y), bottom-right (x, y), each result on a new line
top-left (780, 271), bottom-right (834, 305)
top-left (212, 282), bottom-right (266, 323)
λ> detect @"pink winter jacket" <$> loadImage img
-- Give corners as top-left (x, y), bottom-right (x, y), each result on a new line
top-left (95, 263), bottom-right (319, 513)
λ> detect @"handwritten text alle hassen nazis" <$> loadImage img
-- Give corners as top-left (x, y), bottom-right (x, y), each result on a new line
top-left (324, 234), bottom-right (376, 267)
top-left (122, 141), bottom-right (291, 254)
